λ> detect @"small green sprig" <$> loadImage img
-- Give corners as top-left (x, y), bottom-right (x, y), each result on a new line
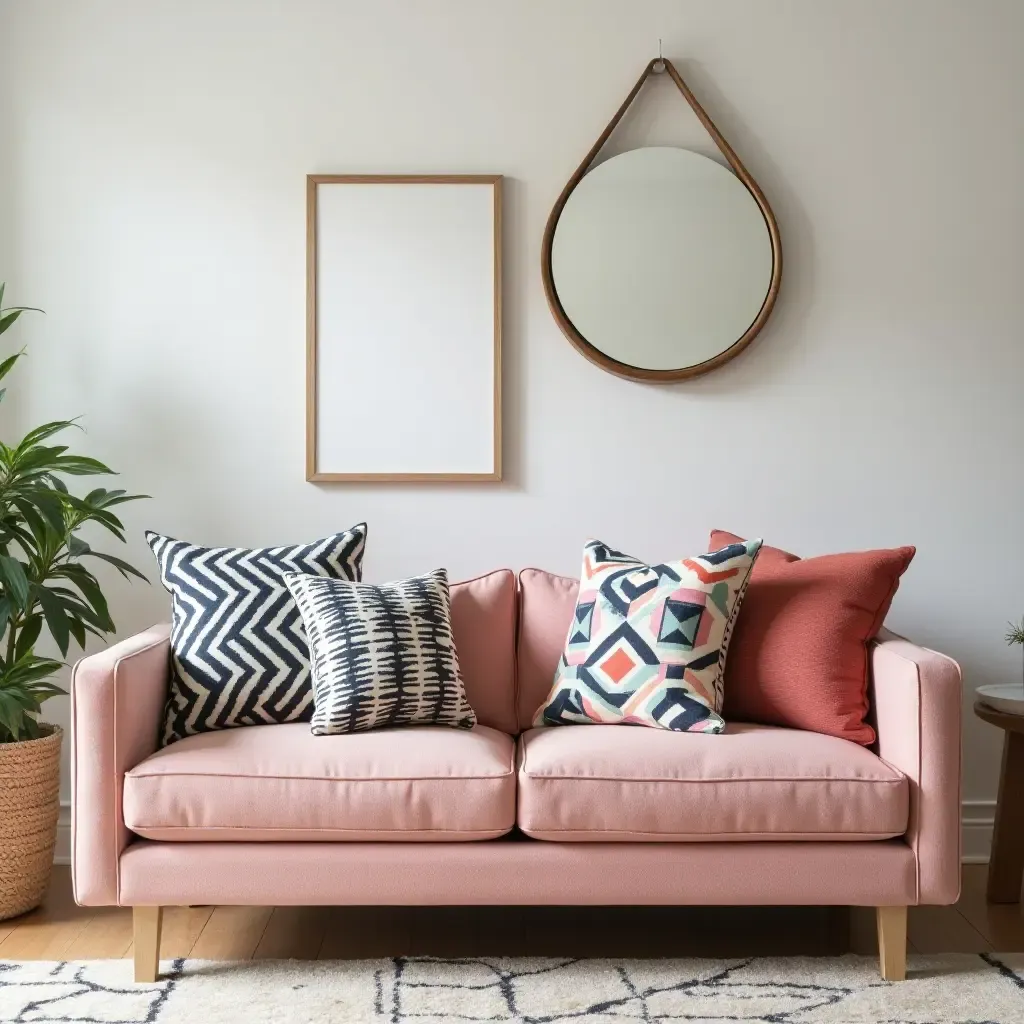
top-left (1007, 619), bottom-right (1024, 647)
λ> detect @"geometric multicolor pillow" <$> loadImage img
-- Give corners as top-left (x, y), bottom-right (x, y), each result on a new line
top-left (533, 537), bottom-right (762, 733)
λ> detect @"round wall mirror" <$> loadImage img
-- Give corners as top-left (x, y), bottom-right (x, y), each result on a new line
top-left (551, 147), bottom-right (773, 375)
top-left (542, 59), bottom-right (782, 383)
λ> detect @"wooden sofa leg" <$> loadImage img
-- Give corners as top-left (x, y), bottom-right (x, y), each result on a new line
top-left (133, 907), bottom-right (163, 983)
top-left (876, 906), bottom-right (907, 981)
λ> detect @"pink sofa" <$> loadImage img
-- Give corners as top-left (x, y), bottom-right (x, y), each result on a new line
top-left (70, 568), bottom-right (962, 983)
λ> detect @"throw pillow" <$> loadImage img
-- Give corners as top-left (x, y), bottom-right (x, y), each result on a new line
top-left (708, 529), bottom-right (916, 744)
top-left (283, 567), bottom-right (476, 734)
top-left (146, 524), bottom-right (367, 743)
top-left (533, 538), bottom-right (762, 733)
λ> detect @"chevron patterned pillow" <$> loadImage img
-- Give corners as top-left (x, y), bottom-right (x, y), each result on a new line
top-left (146, 524), bottom-right (366, 743)
top-left (283, 568), bottom-right (477, 735)
top-left (533, 537), bottom-right (762, 733)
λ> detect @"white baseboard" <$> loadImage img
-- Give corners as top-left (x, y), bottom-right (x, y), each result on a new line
top-left (961, 798), bottom-right (995, 865)
top-left (50, 799), bottom-right (998, 867)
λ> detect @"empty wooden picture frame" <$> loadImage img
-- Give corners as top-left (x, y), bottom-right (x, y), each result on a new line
top-left (306, 174), bottom-right (502, 482)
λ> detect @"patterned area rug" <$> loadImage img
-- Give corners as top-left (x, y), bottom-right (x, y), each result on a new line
top-left (2, 954), bottom-right (1023, 1022)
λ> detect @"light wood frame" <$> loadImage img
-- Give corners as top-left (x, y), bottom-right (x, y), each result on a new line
top-left (306, 174), bottom-right (502, 482)
top-left (541, 58), bottom-right (782, 384)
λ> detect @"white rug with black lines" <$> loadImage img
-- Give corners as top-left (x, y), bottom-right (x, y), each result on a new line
top-left (2, 954), bottom-right (1023, 1023)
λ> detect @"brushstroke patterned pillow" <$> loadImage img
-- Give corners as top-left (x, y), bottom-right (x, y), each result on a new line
top-left (284, 568), bottom-right (476, 735)
top-left (534, 538), bottom-right (762, 733)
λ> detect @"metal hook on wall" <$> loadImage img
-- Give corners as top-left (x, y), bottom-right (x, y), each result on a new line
top-left (652, 38), bottom-right (666, 73)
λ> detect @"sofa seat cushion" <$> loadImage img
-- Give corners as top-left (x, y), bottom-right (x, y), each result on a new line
top-left (123, 722), bottom-right (515, 841)
top-left (517, 723), bottom-right (908, 841)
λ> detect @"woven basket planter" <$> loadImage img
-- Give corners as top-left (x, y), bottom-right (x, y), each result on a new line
top-left (0, 724), bottom-right (62, 921)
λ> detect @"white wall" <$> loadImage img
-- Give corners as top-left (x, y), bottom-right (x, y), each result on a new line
top-left (1, 0), bottom-right (1022, 859)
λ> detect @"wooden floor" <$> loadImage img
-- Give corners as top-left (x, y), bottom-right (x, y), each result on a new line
top-left (0, 865), bottom-right (1019, 961)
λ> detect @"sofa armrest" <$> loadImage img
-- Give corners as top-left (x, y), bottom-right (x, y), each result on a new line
top-left (870, 628), bottom-right (962, 905)
top-left (70, 624), bottom-right (170, 906)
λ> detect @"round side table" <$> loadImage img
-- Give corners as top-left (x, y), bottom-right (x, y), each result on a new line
top-left (974, 699), bottom-right (1024, 903)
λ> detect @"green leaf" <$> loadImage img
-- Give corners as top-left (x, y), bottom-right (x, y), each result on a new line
top-left (0, 350), bottom-right (24, 383)
top-left (0, 555), bottom-right (31, 610)
top-left (67, 534), bottom-right (90, 557)
top-left (14, 614), bottom-right (43, 660)
top-left (11, 498), bottom-right (50, 554)
top-left (7, 688), bottom-right (42, 713)
top-left (84, 550), bottom-right (148, 582)
top-left (3, 522), bottom-right (38, 558)
top-left (84, 487), bottom-right (120, 505)
top-left (27, 489), bottom-right (67, 536)
top-left (30, 682), bottom-right (67, 701)
top-left (59, 496), bottom-right (126, 540)
top-left (15, 420), bottom-right (77, 451)
top-left (0, 691), bottom-right (24, 740)
top-left (0, 310), bottom-right (23, 336)
top-left (54, 565), bottom-right (113, 630)
top-left (4, 655), bottom-right (64, 685)
top-left (50, 454), bottom-right (115, 476)
top-left (0, 597), bottom-right (10, 638)
top-left (54, 592), bottom-right (112, 634)
top-left (82, 488), bottom-right (148, 509)
top-left (16, 444), bottom-right (70, 473)
top-left (66, 614), bottom-right (86, 648)
top-left (0, 303), bottom-right (42, 321)
top-left (37, 587), bottom-right (70, 657)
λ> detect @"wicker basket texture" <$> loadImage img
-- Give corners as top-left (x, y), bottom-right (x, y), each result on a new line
top-left (0, 724), bottom-right (62, 921)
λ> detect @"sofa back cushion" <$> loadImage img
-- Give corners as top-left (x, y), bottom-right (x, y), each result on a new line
top-left (450, 570), bottom-right (518, 734)
top-left (516, 568), bottom-right (578, 731)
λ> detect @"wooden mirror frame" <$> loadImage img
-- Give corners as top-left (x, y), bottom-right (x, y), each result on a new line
top-left (541, 58), bottom-right (782, 383)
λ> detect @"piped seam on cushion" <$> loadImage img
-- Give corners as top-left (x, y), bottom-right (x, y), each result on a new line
top-left (126, 824), bottom-right (515, 834)
top-left (125, 768), bottom-right (516, 782)
top-left (518, 773), bottom-right (906, 784)
top-left (517, 828), bottom-right (908, 839)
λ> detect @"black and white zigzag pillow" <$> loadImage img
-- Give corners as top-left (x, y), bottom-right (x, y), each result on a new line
top-left (283, 568), bottom-right (476, 735)
top-left (146, 524), bottom-right (366, 743)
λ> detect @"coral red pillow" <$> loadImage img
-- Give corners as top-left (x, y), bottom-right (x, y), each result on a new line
top-left (709, 529), bottom-right (915, 744)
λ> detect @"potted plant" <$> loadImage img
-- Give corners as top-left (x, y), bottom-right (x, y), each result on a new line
top-left (0, 285), bottom-right (147, 920)
top-left (1009, 618), bottom-right (1024, 691)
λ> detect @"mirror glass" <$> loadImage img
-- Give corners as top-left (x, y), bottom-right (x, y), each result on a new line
top-left (550, 146), bottom-right (774, 374)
